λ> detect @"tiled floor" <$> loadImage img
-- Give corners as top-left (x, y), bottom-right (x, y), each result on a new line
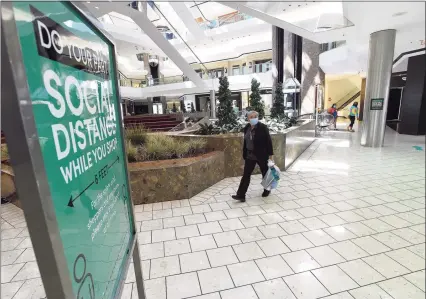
top-left (1, 124), bottom-right (425, 299)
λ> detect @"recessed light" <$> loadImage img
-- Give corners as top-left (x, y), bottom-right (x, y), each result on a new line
top-left (95, 6), bottom-right (99, 9)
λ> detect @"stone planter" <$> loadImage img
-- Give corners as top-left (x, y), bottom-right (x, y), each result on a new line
top-left (129, 151), bottom-right (224, 204)
top-left (173, 120), bottom-right (315, 177)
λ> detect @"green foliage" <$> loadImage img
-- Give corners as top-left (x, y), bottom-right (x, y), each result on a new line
top-left (126, 140), bottom-right (139, 162)
top-left (196, 119), bottom-right (246, 135)
top-left (216, 76), bottom-right (237, 127)
top-left (125, 126), bottom-right (147, 145)
top-left (249, 78), bottom-right (265, 119)
top-left (186, 138), bottom-right (207, 156)
top-left (289, 116), bottom-right (298, 126)
top-left (127, 133), bottom-right (207, 162)
top-left (271, 82), bottom-right (285, 119)
top-left (190, 102), bottom-right (196, 113)
top-left (197, 123), bottom-right (220, 135)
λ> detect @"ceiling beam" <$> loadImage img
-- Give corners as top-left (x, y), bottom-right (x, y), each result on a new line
top-left (168, 2), bottom-right (206, 40)
top-left (217, 1), bottom-right (319, 42)
top-left (74, 1), bottom-right (207, 89)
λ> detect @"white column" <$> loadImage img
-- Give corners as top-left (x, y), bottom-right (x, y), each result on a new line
top-left (361, 29), bottom-right (396, 147)
top-left (210, 89), bottom-right (216, 119)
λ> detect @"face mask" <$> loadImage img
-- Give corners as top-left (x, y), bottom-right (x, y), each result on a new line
top-left (249, 118), bottom-right (259, 126)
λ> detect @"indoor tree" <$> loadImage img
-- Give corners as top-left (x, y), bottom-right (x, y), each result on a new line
top-left (270, 82), bottom-right (285, 119)
top-left (249, 78), bottom-right (265, 119)
top-left (216, 76), bottom-right (237, 127)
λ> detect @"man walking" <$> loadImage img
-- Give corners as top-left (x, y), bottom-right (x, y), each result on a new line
top-left (232, 111), bottom-right (274, 202)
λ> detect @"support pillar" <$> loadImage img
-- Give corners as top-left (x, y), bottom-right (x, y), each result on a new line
top-left (361, 29), bottom-right (396, 147)
top-left (148, 98), bottom-right (153, 114)
top-left (293, 35), bottom-right (303, 115)
top-left (210, 89), bottom-right (216, 118)
top-left (359, 77), bottom-right (367, 121)
top-left (272, 26), bottom-right (284, 98)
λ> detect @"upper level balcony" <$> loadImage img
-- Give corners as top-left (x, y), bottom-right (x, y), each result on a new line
top-left (119, 60), bottom-right (273, 90)
top-left (196, 11), bottom-right (253, 31)
top-left (119, 64), bottom-right (274, 100)
top-left (320, 40), bottom-right (346, 52)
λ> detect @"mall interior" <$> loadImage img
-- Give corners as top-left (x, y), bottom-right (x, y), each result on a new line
top-left (1, 1), bottom-right (425, 299)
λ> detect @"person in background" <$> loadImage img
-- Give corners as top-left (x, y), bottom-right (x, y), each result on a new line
top-left (348, 102), bottom-right (359, 132)
top-left (328, 103), bottom-right (338, 130)
top-left (232, 111), bottom-right (274, 202)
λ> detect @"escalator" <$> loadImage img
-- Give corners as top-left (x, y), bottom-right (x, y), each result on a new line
top-left (335, 89), bottom-right (361, 111)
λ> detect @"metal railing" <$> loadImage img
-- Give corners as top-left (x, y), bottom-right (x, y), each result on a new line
top-left (119, 75), bottom-right (187, 87)
top-left (149, 76), bottom-right (187, 86)
top-left (335, 88), bottom-right (361, 111)
top-left (118, 62), bottom-right (273, 87)
top-left (120, 78), bottom-right (147, 88)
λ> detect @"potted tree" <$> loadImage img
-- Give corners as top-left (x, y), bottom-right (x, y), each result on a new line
top-left (249, 78), bottom-right (265, 120)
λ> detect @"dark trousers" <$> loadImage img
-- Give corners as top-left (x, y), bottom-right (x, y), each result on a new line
top-left (237, 159), bottom-right (268, 196)
top-left (349, 116), bottom-right (356, 128)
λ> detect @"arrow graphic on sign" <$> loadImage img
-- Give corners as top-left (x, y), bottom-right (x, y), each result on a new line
top-left (108, 156), bottom-right (119, 170)
top-left (68, 181), bottom-right (95, 208)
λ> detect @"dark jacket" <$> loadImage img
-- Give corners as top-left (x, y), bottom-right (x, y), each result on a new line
top-left (242, 122), bottom-right (273, 161)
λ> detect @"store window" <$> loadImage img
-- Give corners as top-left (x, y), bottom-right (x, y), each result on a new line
top-left (167, 101), bottom-right (181, 113)
top-left (232, 65), bottom-right (240, 76)
top-left (254, 60), bottom-right (272, 73)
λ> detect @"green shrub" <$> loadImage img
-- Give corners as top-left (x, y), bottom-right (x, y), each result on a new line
top-left (197, 123), bottom-right (220, 135)
top-left (187, 138), bottom-right (207, 155)
top-left (126, 140), bottom-right (139, 162)
top-left (174, 141), bottom-right (191, 158)
top-left (144, 134), bottom-right (170, 160)
top-left (125, 131), bottom-right (208, 162)
top-left (126, 126), bottom-right (147, 145)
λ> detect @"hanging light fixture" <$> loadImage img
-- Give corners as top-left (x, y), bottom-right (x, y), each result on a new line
top-left (148, 55), bottom-right (159, 67)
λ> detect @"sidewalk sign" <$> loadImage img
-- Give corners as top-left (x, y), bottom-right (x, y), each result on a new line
top-left (1, 2), bottom-right (145, 298)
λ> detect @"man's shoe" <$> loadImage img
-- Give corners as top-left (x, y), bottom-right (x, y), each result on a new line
top-left (232, 195), bottom-right (246, 202)
top-left (262, 190), bottom-right (270, 197)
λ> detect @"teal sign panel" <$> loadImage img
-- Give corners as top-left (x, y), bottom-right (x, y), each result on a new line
top-left (370, 98), bottom-right (384, 111)
top-left (12, 2), bottom-right (135, 298)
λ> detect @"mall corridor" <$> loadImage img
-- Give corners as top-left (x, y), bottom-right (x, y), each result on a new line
top-left (2, 125), bottom-right (425, 299)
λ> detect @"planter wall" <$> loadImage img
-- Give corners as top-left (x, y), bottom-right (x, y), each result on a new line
top-left (173, 134), bottom-right (285, 177)
top-left (284, 120), bottom-right (316, 170)
top-left (1, 163), bottom-right (20, 207)
top-left (173, 120), bottom-right (315, 177)
top-left (129, 151), bottom-right (224, 204)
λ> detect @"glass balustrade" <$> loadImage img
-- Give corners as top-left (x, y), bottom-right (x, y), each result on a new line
top-left (197, 12), bottom-right (253, 30)
top-left (118, 62), bottom-right (273, 87)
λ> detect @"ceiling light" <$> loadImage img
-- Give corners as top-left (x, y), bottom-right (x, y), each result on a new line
top-left (86, 1), bottom-right (90, 3)
top-left (95, 6), bottom-right (99, 9)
